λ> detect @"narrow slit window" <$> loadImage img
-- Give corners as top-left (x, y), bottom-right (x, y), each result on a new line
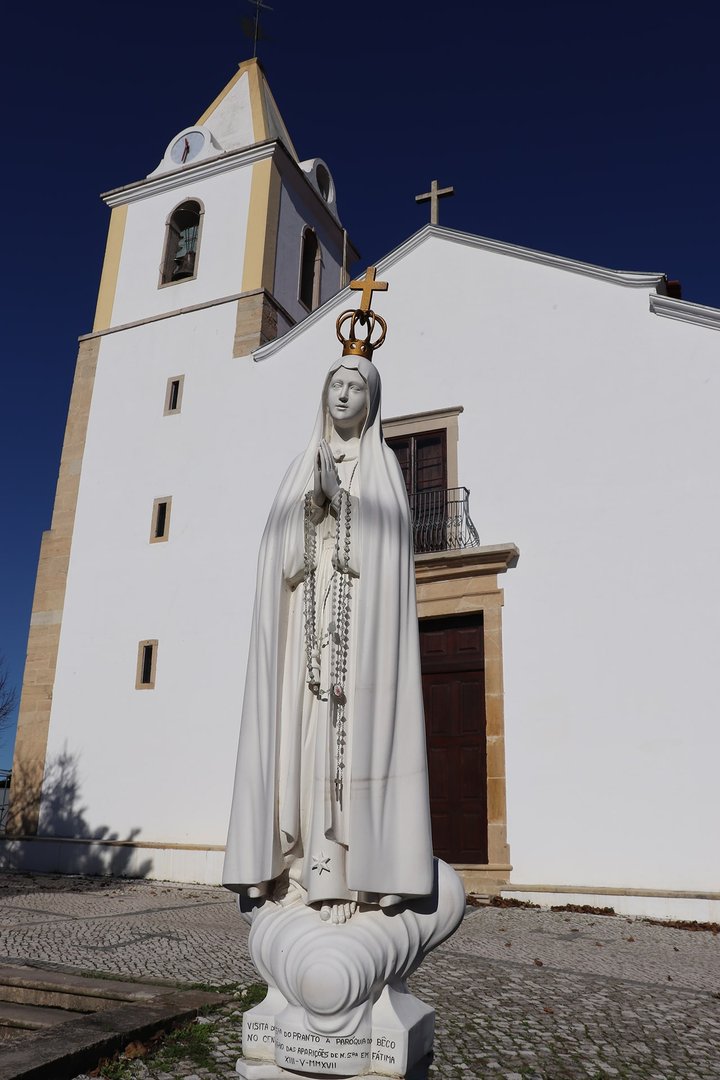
top-left (164, 375), bottom-right (184, 415)
top-left (155, 501), bottom-right (167, 538)
top-left (150, 496), bottom-right (172, 543)
top-left (299, 227), bottom-right (322, 310)
top-left (136, 640), bottom-right (158, 689)
top-left (141, 645), bottom-right (153, 683)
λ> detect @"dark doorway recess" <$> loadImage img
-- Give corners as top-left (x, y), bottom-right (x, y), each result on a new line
top-left (419, 613), bottom-right (488, 864)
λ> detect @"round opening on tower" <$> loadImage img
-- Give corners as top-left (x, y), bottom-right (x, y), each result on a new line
top-left (316, 164), bottom-right (331, 202)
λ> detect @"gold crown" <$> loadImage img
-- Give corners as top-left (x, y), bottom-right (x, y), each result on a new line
top-left (335, 266), bottom-right (389, 361)
top-left (335, 309), bottom-right (387, 360)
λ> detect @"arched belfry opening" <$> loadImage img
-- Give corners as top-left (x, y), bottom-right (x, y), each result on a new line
top-left (299, 227), bottom-right (322, 310)
top-left (160, 199), bottom-right (203, 285)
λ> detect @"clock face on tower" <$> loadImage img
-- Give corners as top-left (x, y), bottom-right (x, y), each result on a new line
top-left (170, 130), bottom-right (205, 165)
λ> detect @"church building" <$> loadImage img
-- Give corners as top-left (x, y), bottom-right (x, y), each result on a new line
top-left (5, 60), bottom-right (719, 923)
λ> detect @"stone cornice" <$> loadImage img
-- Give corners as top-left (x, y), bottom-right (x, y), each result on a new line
top-left (418, 226), bottom-right (666, 288)
top-left (102, 140), bottom-right (278, 207)
top-left (384, 405), bottom-right (464, 427)
top-left (649, 293), bottom-right (720, 331)
top-left (0, 835), bottom-right (226, 852)
top-left (505, 882), bottom-right (720, 901)
top-left (254, 225), bottom-right (668, 362)
top-left (100, 139), bottom-right (353, 246)
top-left (78, 288), bottom-right (296, 341)
top-left (414, 544), bottom-right (520, 582)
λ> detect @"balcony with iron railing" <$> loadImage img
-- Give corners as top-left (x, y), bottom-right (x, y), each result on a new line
top-left (408, 486), bottom-right (480, 555)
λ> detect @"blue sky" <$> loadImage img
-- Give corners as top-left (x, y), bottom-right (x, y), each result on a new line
top-left (2, 1), bottom-right (719, 769)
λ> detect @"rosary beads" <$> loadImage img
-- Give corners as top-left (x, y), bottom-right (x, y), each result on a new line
top-left (302, 468), bottom-right (356, 806)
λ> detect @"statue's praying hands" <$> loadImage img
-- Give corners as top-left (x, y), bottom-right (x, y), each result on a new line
top-left (313, 438), bottom-right (341, 507)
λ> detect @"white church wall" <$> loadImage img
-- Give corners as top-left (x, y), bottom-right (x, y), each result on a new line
top-left (37, 226), bottom-right (719, 903)
top-left (254, 232), bottom-right (720, 898)
top-left (0, 837), bottom-right (226, 884)
top-left (110, 166), bottom-right (254, 327)
top-left (273, 169), bottom-right (343, 324)
top-left (41, 300), bottom-right (328, 851)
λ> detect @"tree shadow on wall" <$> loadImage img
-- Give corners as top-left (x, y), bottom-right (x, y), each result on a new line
top-left (0, 749), bottom-right (153, 882)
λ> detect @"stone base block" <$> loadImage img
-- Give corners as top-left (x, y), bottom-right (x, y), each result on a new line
top-left (236, 1067), bottom-right (431, 1075)
top-left (237, 1062), bottom-right (290, 1078)
top-left (236, 858), bottom-right (463, 1078)
top-left (237, 1057), bottom-right (432, 1079)
top-left (370, 984), bottom-right (434, 1076)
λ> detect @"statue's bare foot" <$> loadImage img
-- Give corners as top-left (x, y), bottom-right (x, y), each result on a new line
top-left (246, 882), bottom-right (270, 899)
top-left (379, 893), bottom-right (403, 909)
top-left (276, 878), bottom-right (305, 907)
top-left (237, 881), bottom-right (271, 915)
top-left (319, 900), bottom-right (357, 924)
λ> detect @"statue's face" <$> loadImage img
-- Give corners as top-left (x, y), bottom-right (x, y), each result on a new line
top-left (327, 368), bottom-right (368, 432)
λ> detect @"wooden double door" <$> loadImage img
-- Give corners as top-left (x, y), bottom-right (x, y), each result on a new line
top-left (419, 613), bottom-right (488, 864)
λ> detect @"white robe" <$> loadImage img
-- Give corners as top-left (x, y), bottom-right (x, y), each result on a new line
top-left (223, 357), bottom-right (434, 901)
top-left (280, 454), bottom-right (360, 903)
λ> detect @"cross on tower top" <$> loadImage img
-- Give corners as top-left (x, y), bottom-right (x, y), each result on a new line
top-left (243, 0), bottom-right (273, 58)
top-left (350, 266), bottom-right (388, 312)
top-left (415, 179), bottom-right (455, 225)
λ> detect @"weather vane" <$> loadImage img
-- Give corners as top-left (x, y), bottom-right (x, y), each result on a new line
top-left (243, 0), bottom-right (273, 58)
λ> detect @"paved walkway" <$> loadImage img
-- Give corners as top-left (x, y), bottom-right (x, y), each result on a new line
top-left (0, 874), bottom-right (718, 1078)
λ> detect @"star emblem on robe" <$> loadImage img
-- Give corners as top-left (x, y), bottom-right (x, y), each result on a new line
top-left (311, 851), bottom-right (331, 875)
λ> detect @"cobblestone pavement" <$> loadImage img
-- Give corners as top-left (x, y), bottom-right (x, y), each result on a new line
top-left (0, 874), bottom-right (718, 1079)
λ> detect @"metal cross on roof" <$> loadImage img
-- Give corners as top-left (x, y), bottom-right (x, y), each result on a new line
top-left (415, 179), bottom-right (455, 225)
top-left (350, 266), bottom-right (388, 312)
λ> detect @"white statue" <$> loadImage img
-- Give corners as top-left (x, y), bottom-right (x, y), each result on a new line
top-left (224, 285), bottom-right (465, 1079)
top-left (223, 351), bottom-right (434, 922)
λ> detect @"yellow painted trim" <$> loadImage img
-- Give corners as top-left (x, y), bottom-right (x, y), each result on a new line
top-left (241, 158), bottom-right (282, 293)
top-left (246, 60), bottom-right (269, 142)
top-left (263, 162), bottom-right (282, 290)
top-left (93, 205), bottom-right (127, 332)
top-left (9, 338), bottom-right (101, 836)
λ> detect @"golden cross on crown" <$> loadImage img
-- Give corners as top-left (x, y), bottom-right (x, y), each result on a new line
top-left (337, 266), bottom-right (389, 361)
top-left (349, 266), bottom-right (388, 313)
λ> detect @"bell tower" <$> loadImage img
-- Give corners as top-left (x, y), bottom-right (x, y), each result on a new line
top-left (94, 57), bottom-right (356, 355)
top-left (9, 59), bottom-right (358, 839)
